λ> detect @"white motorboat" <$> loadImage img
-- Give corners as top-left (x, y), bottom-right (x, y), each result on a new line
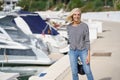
top-left (0, 16), bottom-right (53, 65)
top-left (14, 11), bottom-right (69, 54)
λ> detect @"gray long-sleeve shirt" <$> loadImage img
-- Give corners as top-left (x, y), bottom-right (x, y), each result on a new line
top-left (67, 22), bottom-right (90, 50)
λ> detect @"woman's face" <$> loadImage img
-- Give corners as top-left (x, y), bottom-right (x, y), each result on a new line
top-left (72, 11), bottom-right (81, 23)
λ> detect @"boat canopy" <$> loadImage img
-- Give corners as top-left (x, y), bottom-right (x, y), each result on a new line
top-left (17, 10), bottom-right (59, 35)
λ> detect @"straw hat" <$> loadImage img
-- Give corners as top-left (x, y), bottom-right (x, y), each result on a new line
top-left (66, 8), bottom-right (81, 23)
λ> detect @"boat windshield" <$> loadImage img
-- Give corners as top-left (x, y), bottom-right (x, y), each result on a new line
top-left (0, 48), bottom-right (36, 56)
top-left (0, 16), bottom-right (30, 42)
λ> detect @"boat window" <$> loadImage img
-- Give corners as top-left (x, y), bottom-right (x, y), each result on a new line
top-left (0, 49), bottom-right (36, 56)
top-left (0, 49), bottom-right (4, 55)
top-left (0, 31), bottom-right (3, 33)
top-left (3, 26), bottom-right (30, 43)
top-left (0, 16), bottom-right (29, 42)
top-left (0, 42), bottom-right (8, 45)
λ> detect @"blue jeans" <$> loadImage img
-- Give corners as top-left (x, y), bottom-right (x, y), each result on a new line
top-left (69, 49), bottom-right (94, 80)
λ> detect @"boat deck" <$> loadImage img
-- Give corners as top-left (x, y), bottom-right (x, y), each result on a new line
top-left (0, 71), bottom-right (19, 80)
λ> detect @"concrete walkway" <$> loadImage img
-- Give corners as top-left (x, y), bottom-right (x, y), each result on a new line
top-left (63, 21), bottom-right (120, 80)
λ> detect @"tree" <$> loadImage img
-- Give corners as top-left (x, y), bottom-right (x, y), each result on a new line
top-left (113, 0), bottom-right (120, 10)
top-left (66, 0), bottom-right (85, 11)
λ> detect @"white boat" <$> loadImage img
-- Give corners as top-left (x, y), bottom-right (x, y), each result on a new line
top-left (0, 16), bottom-right (53, 65)
top-left (0, 71), bottom-right (19, 80)
top-left (0, 0), bottom-right (22, 18)
top-left (14, 11), bottom-right (69, 54)
top-left (35, 10), bottom-right (69, 27)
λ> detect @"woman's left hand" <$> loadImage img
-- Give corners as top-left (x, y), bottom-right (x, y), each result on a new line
top-left (86, 50), bottom-right (90, 64)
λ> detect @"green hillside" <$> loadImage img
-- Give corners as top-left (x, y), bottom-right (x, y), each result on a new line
top-left (1, 0), bottom-right (120, 12)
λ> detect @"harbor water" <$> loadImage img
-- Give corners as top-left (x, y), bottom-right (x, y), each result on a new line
top-left (0, 65), bottom-right (49, 80)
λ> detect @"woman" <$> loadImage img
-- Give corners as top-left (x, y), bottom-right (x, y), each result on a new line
top-left (66, 8), bottom-right (94, 80)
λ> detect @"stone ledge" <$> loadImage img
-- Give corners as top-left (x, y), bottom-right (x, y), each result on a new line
top-left (29, 55), bottom-right (70, 80)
